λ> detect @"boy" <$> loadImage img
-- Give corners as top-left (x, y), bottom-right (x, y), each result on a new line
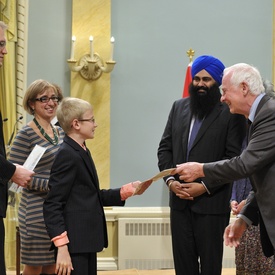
top-left (43, 97), bottom-right (148, 275)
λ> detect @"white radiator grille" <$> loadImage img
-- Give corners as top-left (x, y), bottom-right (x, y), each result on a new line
top-left (125, 221), bottom-right (171, 236)
top-left (118, 216), bottom-right (236, 270)
top-left (118, 218), bottom-right (174, 270)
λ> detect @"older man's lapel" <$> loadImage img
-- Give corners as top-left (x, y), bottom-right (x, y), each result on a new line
top-left (248, 94), bottom-right (271, 141)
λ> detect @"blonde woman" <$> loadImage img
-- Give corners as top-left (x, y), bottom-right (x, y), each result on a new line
top-left (9, 79), bottom-right (65, 275)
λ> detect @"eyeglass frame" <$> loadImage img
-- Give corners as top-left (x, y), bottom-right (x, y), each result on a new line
top-left (78, 118), bottom-right (96, 123)
top-left (34, 96), bottom-right (60, 103)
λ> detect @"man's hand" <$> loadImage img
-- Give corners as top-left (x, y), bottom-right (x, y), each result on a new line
top-left (56, 245), bottom-right (74, 275)
top-left (11, 164), bottom-right (34, 187)
top-left (230, 200), bottom-right (246, 215)
top-left (169, 180), bottom-right (193, 200)
top-left (172, 162), bottom-right (204, 182)
top-left (178, 182), bottom-right (206, 198)
top-left (223, 218), bottom-right (247, 248)
top-left (230, 200), bottom-right (239, 215)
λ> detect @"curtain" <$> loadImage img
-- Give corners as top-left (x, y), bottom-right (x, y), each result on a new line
top-left (0, 0), bottom-right (17, 143)
top-left (0, 0), bottom-right (19, 271)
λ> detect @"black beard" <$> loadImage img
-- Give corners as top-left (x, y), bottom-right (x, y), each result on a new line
top-left (189, 83), bottom-right (221, 119)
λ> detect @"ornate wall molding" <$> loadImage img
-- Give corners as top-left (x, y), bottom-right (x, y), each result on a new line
top-left (16, 0), bottom-right (28, 128)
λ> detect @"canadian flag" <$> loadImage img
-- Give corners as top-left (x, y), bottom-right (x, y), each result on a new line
top-left (182, 62), bottom-right (192, 98)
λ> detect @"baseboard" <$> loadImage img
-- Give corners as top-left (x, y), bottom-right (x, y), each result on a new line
top-left (97, 257), bottom-right (118, 271)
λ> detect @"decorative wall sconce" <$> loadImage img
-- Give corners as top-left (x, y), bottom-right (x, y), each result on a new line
top-left (67, 36), bottom-right (116, 81)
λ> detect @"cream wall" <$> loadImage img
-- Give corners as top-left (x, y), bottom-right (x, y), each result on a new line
top-left (71, 0), bottom-right (111, 188)
top-left (70, 0), bottom-right (114, 258)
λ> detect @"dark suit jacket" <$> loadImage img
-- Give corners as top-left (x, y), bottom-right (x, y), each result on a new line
top-left (204, 95), bottom-right (275, 255)
top-left (158, 98), bottom-right (245, 214)
top-left (43, 135), bottom-right (125, 253)
top-left (0, 113), bottom-right (16, 218)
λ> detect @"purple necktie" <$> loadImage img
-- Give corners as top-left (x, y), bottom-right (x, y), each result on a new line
top-left (187, 118), bottom-right (203, 159)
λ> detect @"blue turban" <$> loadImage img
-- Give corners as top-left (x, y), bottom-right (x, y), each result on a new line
top-left (191, 55), bottom-right (225, 86)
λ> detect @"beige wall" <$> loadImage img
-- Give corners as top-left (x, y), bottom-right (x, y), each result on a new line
top-left (71, 0), bottom-right (116, 259)
top-left (71, 0), bottom-right (111, 189)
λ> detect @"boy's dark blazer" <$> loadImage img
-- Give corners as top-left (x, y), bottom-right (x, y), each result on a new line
top-left (44, 135), bottom-right (124, 253)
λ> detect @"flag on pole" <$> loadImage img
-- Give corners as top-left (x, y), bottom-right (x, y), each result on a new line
top-left (182, 62), bottom-right (192, 98)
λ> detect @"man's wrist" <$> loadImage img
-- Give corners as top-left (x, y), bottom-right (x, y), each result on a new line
top-left (166, 177), bottom-right (175, 186)
top-left (201, 180), bottom-right (210, 194)
top-left (168, 180), bottom-right (174, 190)
top-left (237, 214), bottom-right (252, 226)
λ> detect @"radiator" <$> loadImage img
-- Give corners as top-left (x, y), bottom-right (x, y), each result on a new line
top-left (118, 218), bottom-right (173, 270)
top-left (118, 217), bottom-right (236, 270)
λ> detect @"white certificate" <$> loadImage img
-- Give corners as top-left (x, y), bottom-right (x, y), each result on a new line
top-left (9, 144), bottom-right (47, 193)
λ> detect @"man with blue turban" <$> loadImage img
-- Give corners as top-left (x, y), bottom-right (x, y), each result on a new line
top-left (158, 55), bottom-right (246, 274)
top-left (191, 55), bottom-right (225, 86)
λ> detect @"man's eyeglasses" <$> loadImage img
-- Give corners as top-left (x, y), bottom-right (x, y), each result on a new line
top-left (35, 96), bottom-right (59, 103)
top-left (78, 118), bottom-right (96, 123)
top-left (0, 41), bottom-right (6, 49)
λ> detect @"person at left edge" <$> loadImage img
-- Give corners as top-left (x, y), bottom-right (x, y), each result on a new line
top-left (158, 55), bottom-right (246, 275)
top-left (0, 21), bottom-right (34, 275)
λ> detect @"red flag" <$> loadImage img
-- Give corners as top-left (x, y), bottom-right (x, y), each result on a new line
top-left (182, 62), bottom-right (192, 98)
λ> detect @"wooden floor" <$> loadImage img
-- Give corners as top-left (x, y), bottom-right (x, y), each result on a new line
top-left (97, 269), bottom-right (236, 275)
top-left (7, 268), bottom-right (236, 275)
top-left (7, 269), bottom-right (236, 275)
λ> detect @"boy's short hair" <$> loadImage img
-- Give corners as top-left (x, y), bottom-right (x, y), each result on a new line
top-left (57, 97), bottom-right (93, 133)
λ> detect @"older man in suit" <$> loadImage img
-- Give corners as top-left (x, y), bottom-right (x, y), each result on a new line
top-left (0, 21), bottom-right (34, 275)
top-left (174, 63), bottom-right (275, 260)
top-left (157, 55), bottom-right (246, 275)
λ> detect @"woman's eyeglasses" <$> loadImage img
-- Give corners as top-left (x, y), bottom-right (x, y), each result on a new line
top-left (35, 96), bottom-right (59, 103)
